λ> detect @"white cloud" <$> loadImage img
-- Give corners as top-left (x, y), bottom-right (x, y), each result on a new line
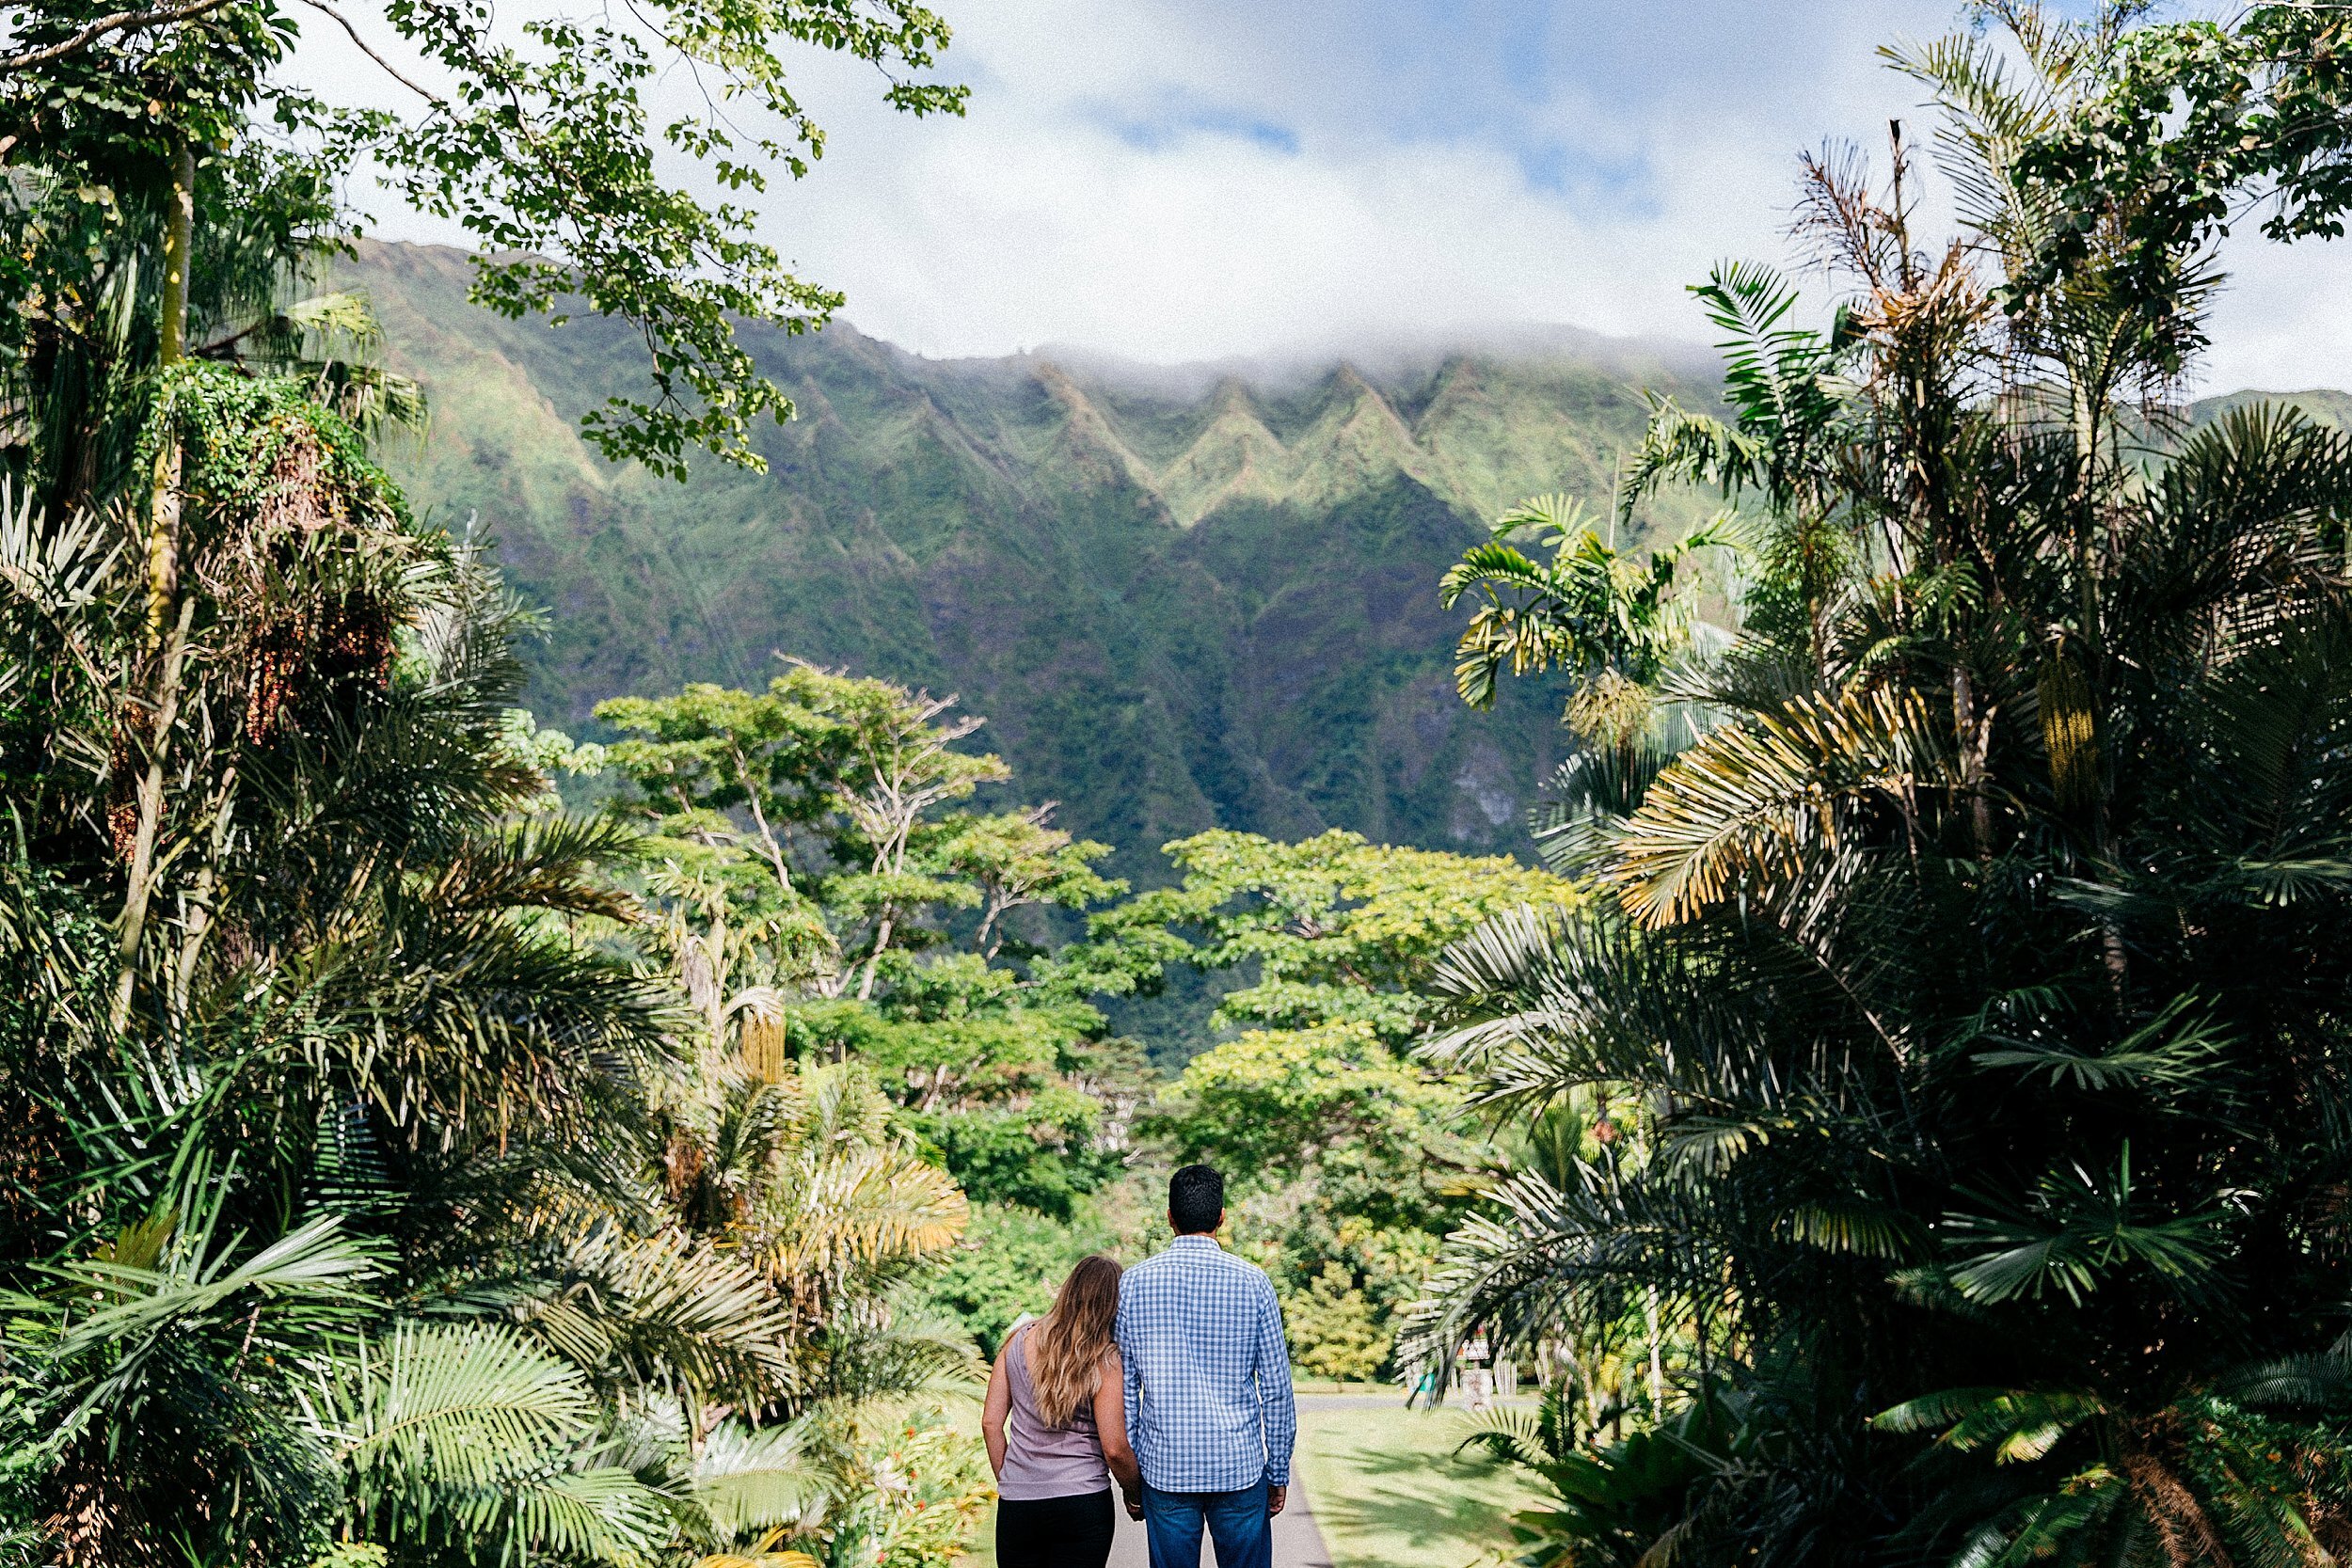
top-left (723, 0), bottom-right (1940, 361)
top-left (304, 0), bottom-right (2352, 390)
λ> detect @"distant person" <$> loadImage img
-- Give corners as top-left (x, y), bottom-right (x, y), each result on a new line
top-left (1116, 1164), bottom-right (1298, 1568)
top-left (982, 1254), bottom-right (1143, 1568)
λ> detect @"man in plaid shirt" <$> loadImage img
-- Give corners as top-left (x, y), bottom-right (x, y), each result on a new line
top-left (1115, 1164), bottom-right (1297, 1568)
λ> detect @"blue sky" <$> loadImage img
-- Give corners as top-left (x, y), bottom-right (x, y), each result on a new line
top-left (313, 0), bottom-right (2352, 390)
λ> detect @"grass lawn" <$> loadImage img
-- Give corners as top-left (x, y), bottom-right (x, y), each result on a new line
top-left (1295, 1402), bottom-right (1543, 1568)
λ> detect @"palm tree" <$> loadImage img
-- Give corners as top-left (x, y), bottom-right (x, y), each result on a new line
top-left (3, 24), bottom-right (993, 1562)
top-left (652, 1053), bottom-right (972, 1402)
top-left (1406, 8), bottom-right (2352, 1566)
top-left (1441, 494), bottom-right (1720, 755)
top-left (0, 391), bottom-right (808, 1560)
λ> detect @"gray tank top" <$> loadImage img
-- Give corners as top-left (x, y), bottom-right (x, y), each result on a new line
top-left (998, 1323), bottom-right (1110, 1500)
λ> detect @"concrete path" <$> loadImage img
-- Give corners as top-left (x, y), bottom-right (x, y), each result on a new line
top-left (1104, 1481), bottom-right (1332, 1568)
top-left (1104, 1391), bottom-right (1402, 1567)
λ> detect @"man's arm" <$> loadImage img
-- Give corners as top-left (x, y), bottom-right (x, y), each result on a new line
top-left (1116, 1286), bottom-right (1145, 1466)
top-left (1256, 1276), bottom-right (1297, 1493)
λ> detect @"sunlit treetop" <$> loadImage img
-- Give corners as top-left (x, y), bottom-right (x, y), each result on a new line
top-left (1096, 829), bottom-right (1578, 1044)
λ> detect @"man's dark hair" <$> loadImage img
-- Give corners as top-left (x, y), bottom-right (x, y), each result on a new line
top-left (1168, 1164), bottom-right (1224, 1235)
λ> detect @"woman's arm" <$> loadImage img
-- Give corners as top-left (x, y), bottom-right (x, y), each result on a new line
top-left (981, 1341), bottom-right (1013, 1480)
top-left (1093, 1348), bottom-right (1144, 1516)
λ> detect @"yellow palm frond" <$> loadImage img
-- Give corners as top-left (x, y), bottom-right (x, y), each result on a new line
top-left (696, 1526), bottom-right (821, 1568)
top-left (752, 1145), bottom-right (968, 1291)
top-left (1612, 686), bottom-right (1959, 927)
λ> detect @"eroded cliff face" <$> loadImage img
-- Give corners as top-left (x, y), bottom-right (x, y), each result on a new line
top-left (343, 239), bottom-right (1722, 872)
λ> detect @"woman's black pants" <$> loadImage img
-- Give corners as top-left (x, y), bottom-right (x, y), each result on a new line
top-left (995, 1487), bottom-right (1117, 1568)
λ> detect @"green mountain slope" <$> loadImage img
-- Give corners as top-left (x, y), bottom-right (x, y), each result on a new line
top-left (2191, 387), bottom-right (2352, 431)
top-left (343, 241), bottom-right (1723, 872)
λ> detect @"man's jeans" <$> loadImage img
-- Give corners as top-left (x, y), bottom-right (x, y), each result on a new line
top-left (1139, 1479), bottom-right (1272, 1568)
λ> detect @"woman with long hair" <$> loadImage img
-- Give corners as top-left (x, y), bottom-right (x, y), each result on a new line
top-left (982, 1254), bottom-right (1142, 1567)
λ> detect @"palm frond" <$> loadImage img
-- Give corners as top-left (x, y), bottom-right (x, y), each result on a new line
top-left (1939, 1153), bottom-right (2228, 1307)
top-left (1611, 686), bottom-right (1959, 927)
top-left (315, 1321), bottom-right (675, 1563)
top-left (1969, 994), bottom-right (2229, 1095)
top-left (693, 1418), bottom-right (826, 1536)
top-left (46, 1212), bottom-right (380, 1433)
top-left (524, 1224), bottom-right (799, 1408)
top-left (1871, 1386), bottom-right (2106, 1460)
top-left (1617, 397), bottom-right (1768, 521)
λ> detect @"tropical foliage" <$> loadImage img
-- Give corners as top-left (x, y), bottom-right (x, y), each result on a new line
top-left (591, 672), bottom-right (1152, 1223)
top-left (1412, 7), bottom-right (2352, 1567)
top-left (0, 416), bottom-right (991, 1561)
top-left (0, 0), bottom-right (999, 1558)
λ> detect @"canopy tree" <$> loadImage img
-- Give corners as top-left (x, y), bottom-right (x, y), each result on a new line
top-left (596, 669), bottom-right (1148, 1223)
top-left (1104, 831), bottom-right (1572, 1380)
top-left (0, 0), bottom-right (964, 491)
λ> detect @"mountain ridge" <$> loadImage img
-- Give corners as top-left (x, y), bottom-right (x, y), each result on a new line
top-left (340, 242), bottom-right (2352, 880)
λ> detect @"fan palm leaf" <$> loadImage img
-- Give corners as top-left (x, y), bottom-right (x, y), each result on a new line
top-left (691, 1418), bottom-right (826, 1537)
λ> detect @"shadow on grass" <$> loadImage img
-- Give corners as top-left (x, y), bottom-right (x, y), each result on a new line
top-left (1309, 1427), bottom-right (1528, 1562)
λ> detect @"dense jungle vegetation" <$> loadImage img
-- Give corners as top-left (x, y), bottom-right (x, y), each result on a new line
top-left (1414, 8), bottom-right (2352, 1566)
top-left (10, 0), bottom-right (2352, 1565)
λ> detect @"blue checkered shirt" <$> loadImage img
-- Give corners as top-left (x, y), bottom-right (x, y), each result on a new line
top-left (1115, 1235), bottom-right (1296, 1493)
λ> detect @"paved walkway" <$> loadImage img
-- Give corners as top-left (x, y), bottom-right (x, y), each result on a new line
top-left (1104, 1392), bottom-right (1403, 1567)
top-left (1104, 1482), bottom-right (1332, 1568)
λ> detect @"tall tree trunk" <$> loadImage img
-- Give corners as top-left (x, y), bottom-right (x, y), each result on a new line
top-left (1645, 1285), bottom-right (1665, 1416)
top-left (113, 138), bottom-right (196, 1034)
top-left (169, 765), bottom-right (237, 1022)
top-left (111, 602), bottom-right (194, 1031)
top-left (146, 136), bottom-right (193, 635)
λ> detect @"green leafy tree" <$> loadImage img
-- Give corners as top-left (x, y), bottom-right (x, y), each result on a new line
top-left (1, 0), bottom-right (965, 480)
top-left (1157, 1022), bottom-right (1467, 1381)
top-left (1102, 828), bottom-right (1572, 1045)
top-left (930, 806), bottom-right (1121, 963)
top-left (600, 672), bottom-right (1146, 1235)
top-left (600, 668), bottom-right (1013, 1006)
top-left (2010, 5), bottom-right (2352, 394)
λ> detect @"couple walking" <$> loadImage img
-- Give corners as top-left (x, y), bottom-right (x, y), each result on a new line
top-left (982, 1164), bottom-right (1298, 1568)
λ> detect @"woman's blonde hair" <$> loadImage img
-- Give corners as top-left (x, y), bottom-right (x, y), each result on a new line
top-left (1025, 1254), bottom-right (1121, 1428)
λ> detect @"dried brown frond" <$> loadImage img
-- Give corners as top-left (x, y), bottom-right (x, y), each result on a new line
top-left (2121, 1449), bottom-right (2236, 1568)
top-left (1794, 138), bottom-right (1903, 291)
top-left (1565, 668), bottom-right (1657, 749)
top-left (174, 421), bottom-right (412, 743)
top-left (665, 1132), bottom-right (709, 1209)
top-left (105, 706), bottom-right (147, 861)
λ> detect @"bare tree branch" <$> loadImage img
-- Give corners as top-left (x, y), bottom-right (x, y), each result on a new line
top-left (0, 0), bottom-right (234, 73)
top-left (287, 0), bottom-right (438, 102)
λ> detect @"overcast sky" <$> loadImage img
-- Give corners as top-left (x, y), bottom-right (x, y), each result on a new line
top-left (301, 0), bottom-right (2352, 391)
